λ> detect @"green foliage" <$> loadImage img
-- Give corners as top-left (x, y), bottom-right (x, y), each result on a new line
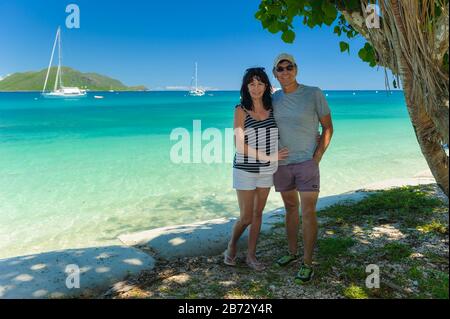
top-left (318, 237), bottom-right (355, 257)
top-left (417, 220), bottom-right (448, 235)
top-left (255, 0), bottom-right (365, 61)
top-left (320, 186), bottom-right (445, 223)
top-left (382, 242), bottom-right (413, 262)
top-left (281, 29), bottom-right (296, 43)
top-left (343, 284), bottom-right (369, 299)
top-left (316, 237), bottom-right (355, 272)
top-left (339, 41), bottom-right (350, 53)
top-left (412, 269), bottom-right (449, 299)
top-left (358, 43), bottom-right (377, 67)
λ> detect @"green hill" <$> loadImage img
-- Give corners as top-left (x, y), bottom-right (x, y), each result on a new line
top-left (0, 67), bottom-right (147, 91)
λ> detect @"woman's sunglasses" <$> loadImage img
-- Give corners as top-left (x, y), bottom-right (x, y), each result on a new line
top-left (275, 64), bottom-right (295, 73)
top-left (245, 67), bottom-right (266, 72)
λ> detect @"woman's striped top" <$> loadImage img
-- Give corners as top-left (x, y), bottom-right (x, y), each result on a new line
top-left (233, 104), bottom-right (279, 174)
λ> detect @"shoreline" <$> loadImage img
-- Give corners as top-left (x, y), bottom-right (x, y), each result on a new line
top-left (0, 89), bottom-right (405, 93)
top-left (0, 171), bottom-right (443, 299)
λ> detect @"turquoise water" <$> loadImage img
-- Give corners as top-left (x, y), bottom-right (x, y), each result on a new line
top-left (0, 91), bottom-right (428, 259)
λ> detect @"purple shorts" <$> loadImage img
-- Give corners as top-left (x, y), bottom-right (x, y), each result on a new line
top-left (273, 159), bottom-right (320, 192)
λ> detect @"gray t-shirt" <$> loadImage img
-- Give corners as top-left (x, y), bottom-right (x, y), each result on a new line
top-left (272, 84), bottom-right (330, 166)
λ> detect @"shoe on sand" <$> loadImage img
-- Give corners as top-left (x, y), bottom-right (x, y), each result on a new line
top-left (275, 254), bottom-right (298, 267)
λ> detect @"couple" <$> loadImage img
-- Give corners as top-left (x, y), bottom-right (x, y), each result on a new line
top-left (225, 53), bottom-right (333, 284)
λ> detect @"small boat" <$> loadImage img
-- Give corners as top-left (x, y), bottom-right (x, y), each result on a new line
top-left (42, 27), bottom-right (87, 98)
top-left (94, 95), bottom-right (104, 99)
top-left (189, 62), bottom-right (205, 96)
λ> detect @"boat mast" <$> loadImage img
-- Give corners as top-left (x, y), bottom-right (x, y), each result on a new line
top-left (54, 27), bottom-right (62, 91)
top-left (195, 62), bottom-right (198, 90)
top-left (42, 27), bottom-right (60, 93)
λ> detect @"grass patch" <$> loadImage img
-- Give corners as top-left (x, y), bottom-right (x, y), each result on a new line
top-left (342, 265), bottom-right (367, 282)
top-left (381, 242), bottom-right (413, 262)
top-left (413, 269), bottom-right (449, 299)
top-left (343, 284), bottom-right (369, 299)
top-left (319, 186), bottom-right (445, 227)
top-left (424, 252), bottom-right (449, 265)
top-left (317, 237), bottom-right (356, 272)
top-left (417, 220), bottom-right (448, 235)
top-left (318, 237), bottom-right (356, 257)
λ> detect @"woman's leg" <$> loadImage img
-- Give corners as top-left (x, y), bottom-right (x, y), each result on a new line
top-left (247, 187), bottom-right (271, 262)
top-left (227, 189), bottom-right (255, 258)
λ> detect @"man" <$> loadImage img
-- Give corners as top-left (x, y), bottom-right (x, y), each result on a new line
top-left (271, 53), bottom-right (333, 284)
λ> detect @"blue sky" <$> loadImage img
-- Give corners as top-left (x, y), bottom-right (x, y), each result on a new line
top-left (0, 0), bottom-right (395, 90)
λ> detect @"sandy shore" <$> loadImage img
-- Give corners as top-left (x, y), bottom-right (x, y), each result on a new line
top-left (0, 171), bottom-right (444, 299)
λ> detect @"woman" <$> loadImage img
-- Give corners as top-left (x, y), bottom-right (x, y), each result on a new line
top-left (224, 67), bottom-right (288, 271)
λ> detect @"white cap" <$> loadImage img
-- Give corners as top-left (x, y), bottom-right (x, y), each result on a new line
top-left (273, 53), bottom-right (296, 68)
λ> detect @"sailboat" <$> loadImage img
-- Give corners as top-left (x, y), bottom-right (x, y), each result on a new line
top-left (189, 62), bottom-right (205, 96)
top-left (42, 27), bottom-right (87, 98)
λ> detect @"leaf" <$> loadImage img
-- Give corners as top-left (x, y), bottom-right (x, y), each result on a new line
top-left (358, 47), bottom-right (367, 60)
top-left (321, 1), bottom-right (337, 19)
top-left (333, 26), bottom-right (342, 36)
top-left (339, 41), bottom-right (350, 53)
top-left (268, 21), bottom-right (280, 34)
top-left (281, 29), bottom-right (296, 43)
top-left (324, 14), bottom-right (336, 26)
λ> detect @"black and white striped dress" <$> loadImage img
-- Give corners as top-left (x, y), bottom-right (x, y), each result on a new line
top-left (233, 104), bottom-right (279, 174)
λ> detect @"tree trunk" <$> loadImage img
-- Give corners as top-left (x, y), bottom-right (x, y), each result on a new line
top-left (402, 84), bottom-right (449, 196)
top-left (342, 2), bottom-right (449, 197)
top-left (389, 0), bottom-right (449, 197)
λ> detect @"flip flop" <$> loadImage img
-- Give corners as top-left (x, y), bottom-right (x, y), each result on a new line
top-left (223, 249), bottom-right (236, 266)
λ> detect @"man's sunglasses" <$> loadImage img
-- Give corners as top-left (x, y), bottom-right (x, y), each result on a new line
top-left (275, 64), bottom-right (295, 73)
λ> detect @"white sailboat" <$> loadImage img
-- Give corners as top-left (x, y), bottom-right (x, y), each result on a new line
top-left (42, 27), bottom-right (87, 98)
top-left (189, 62), bottom-right (205, 96)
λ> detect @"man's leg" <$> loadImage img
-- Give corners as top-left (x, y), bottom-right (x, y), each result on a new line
top-left (280, 190), bottom-right (300, 255)
top-left (299, 191), bottom-right (319, 266)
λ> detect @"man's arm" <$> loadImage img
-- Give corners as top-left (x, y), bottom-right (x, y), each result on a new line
top-left (313, 114), bottom-right (333, 163)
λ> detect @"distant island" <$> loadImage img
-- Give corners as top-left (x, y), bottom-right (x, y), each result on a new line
top-left (0, 67), bottom-right (147, 92)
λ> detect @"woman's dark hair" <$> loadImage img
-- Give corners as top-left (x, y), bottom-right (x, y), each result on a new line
top-left (240, 67), bottom-right (273, 111)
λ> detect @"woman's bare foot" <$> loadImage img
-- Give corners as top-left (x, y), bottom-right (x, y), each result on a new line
top-left (246, 256), bottom-right (265, 271)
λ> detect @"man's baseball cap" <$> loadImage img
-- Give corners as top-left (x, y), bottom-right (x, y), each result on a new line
top-left (273, 53), bottom-right (296, 69)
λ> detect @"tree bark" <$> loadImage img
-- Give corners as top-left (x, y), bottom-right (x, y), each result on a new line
top-left (389, 0), bottom-right (449, 197)
top-left (342, 1), bottom-right (449, 197)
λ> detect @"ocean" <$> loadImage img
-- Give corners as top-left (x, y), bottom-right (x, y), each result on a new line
top-left (0, 90), bottom-right (428, 259)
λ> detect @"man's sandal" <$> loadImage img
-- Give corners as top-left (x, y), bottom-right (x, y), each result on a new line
top-left (275, 254), bottom-right (299, 267)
